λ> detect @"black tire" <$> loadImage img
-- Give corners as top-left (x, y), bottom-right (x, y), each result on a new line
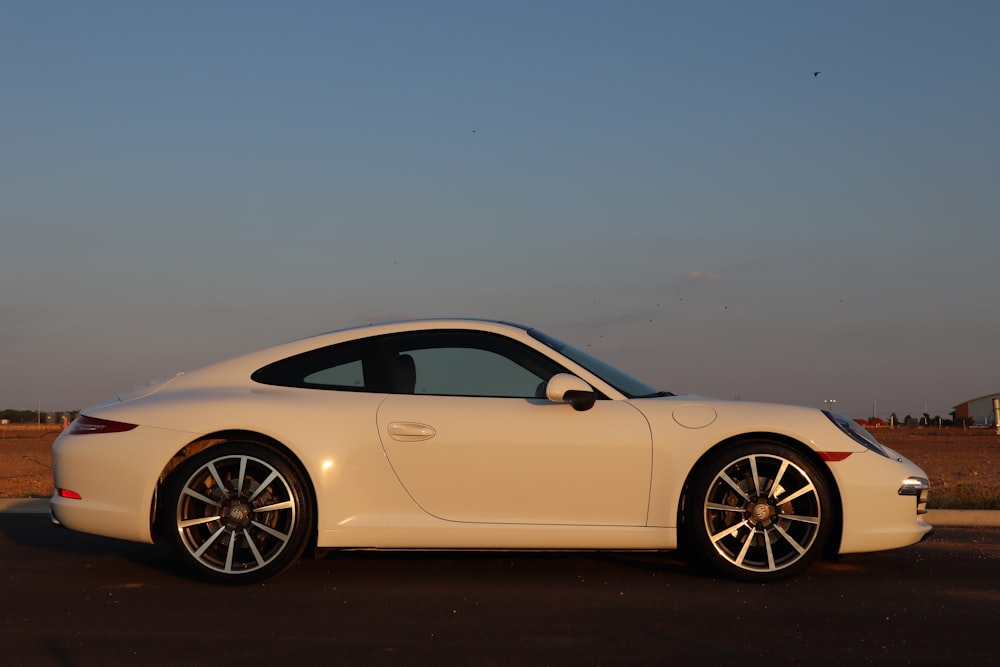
top-left (683, 442), bottom-right (835, 581)
top-left (162, 441), bottom-right (314, 584)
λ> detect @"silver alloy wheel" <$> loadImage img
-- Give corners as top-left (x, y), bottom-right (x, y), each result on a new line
top-left (174, 453), bottom-right (298, 575)
top-left (701, 452), bottom-right (822, 574)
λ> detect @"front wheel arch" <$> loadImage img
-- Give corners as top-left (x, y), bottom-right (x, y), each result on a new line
top-left (678, 435), bottom-right (843, 578)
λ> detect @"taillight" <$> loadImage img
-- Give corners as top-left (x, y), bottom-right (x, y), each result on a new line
top-left (68, 415), bottom-right (138, 435)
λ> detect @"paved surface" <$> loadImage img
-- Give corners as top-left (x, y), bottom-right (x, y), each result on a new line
top-left (2, 512), bottom-right (999, 666)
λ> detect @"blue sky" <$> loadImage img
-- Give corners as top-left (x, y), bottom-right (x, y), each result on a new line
top-left (3, 1), bottom-right (998, 420)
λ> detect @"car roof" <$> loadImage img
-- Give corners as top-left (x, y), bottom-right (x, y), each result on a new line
top-left (176, 318), bottom-right (540, 384)
top-left (304, 317), bottom-right (531, 340)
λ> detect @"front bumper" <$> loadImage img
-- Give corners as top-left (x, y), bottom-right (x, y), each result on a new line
top-left (832, 452), bottom-right (933, 554)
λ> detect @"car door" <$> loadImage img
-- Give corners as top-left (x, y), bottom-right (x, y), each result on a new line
top-left (375, 330), bottom-right (653, 526)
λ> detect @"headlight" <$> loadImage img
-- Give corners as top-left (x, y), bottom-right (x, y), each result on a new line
top-left (823, 411), bottom-right (891, 458)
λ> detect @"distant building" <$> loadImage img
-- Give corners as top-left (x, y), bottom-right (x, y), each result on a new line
top-left (953, 393), bottom-right (1000, 426)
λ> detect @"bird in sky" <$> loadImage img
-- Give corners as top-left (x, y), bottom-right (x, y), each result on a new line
top-left (813, 71), bottom-right (821, 76)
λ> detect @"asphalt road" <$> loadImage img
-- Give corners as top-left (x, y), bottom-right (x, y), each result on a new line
top-left (2, 514), bottom-right (999, 666)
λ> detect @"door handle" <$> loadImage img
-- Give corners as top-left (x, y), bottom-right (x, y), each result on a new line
top-left (387, 422), bottom-right (437, 442)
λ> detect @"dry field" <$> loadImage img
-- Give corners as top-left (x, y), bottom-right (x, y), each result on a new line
top-left (875, 427), bottom-right (1000, 508)
top-left (1, 427), bottom-right (61, 499)
top-left (2, 425), bottom-right (998, 507)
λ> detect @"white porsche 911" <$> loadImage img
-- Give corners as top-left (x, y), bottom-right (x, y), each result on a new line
top-left (51, 319), bottom-right (931, 583)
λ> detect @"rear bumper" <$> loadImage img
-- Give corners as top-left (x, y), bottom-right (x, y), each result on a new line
top-left (50, 424), bottom-right (194, 544)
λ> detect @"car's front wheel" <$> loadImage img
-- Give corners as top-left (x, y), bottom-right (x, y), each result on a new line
top-left (684, 442), bottom-right (835, 581)
top-left (162, 442), bottom-right (314, 584)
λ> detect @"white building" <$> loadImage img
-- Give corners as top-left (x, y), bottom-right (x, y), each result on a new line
top-left (953, 393), bottom-right (1000, 426)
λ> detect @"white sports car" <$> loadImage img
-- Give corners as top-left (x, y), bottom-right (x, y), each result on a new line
top-left (51, 319), bottom-right (931, 583)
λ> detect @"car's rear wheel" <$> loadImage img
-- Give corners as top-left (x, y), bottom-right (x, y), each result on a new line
top-left (163, 442), bottom-right (313, 584)
top-left (684, 442), bottom-right (834, 581)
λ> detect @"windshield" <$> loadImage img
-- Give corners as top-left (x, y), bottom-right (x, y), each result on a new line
top-left (528, 329), bottom-right (663, 398)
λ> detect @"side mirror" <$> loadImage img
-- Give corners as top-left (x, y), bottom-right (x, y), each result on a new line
top-left (545, 373), bottom-right (598, 411)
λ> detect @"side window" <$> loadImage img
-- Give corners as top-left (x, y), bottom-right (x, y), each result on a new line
top-left (303, 359), bottom-right (364, 389)
top-left (252, 341), bottom-right (386, 392)
top-left (383, 331), bottom-right (563, 398)
top-left (251, 329), bottom-right (567, 397)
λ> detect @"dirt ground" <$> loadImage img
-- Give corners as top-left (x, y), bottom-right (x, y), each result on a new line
top-left (2, 426), bottom-right (998, 499)
top-left (874, 427), bottom-right (1000, 500)
top-left (1, 429), bottom-right (61, 498)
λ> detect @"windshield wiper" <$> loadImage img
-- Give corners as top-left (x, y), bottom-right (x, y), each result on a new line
top-left (638, 390), bottom-right (674, 398)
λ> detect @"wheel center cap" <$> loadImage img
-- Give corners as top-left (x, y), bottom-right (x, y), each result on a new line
top-left (229, 504), bottom-right (249, 523)
top-left (751, 503), bottom-right (771, 522)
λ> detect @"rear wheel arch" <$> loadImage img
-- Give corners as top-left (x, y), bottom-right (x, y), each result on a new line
top-left (154, 431), bottom-right (318, 546)
top-left (155, 434), bottom-right (319, 583)
top-left (158, 430), bottom-right (309, 484)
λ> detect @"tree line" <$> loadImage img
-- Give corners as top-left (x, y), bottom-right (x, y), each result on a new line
top-left (0, 409), bottom-right (79, 425)
top-left (888, 412), bottom-right (973, 428)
